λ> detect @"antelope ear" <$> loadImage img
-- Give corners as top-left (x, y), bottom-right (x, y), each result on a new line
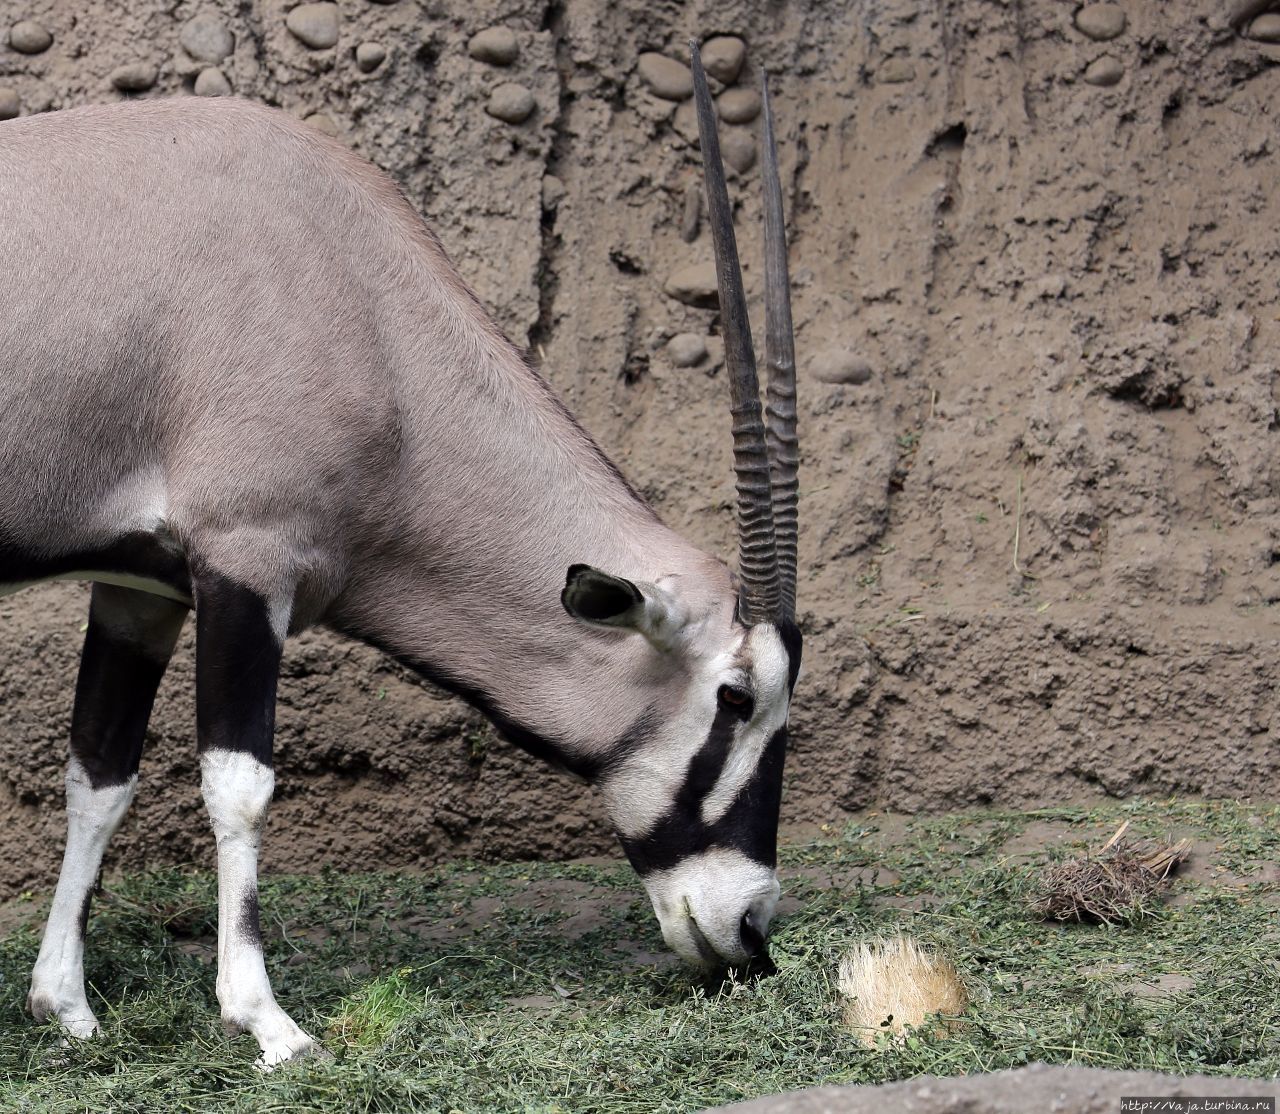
top-left (562, 564), bottom-right (686, 648)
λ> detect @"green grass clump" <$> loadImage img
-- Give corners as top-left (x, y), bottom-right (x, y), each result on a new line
top-left (0, 799), bottom-right (1275, 1113)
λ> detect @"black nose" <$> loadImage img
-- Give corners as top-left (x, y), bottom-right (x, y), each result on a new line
top-left (740, 912), bottom-right (766, 959)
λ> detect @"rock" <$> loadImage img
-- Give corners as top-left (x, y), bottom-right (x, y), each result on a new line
top-left (812, 348), bottom-right (872, 385)
top-left (355, 41), bottom-right (386, 72)
top-left (722, 130), bottom-right (756, 174)
top-left (1082, 55), bottom-right (1125, 86)
top-left (10, 20), bottom-right (52, 54)
top-left (1248, 13), bottom-right (1280, 41)
top-left (286, 3), bottom-right (340, 51)
top-left (1074, 3), bottom-right (1127, 41)
top-left (701, 35), bottom-right (746, 84)
top-left (878, 57), bottom-right (916, 84)
top-left (681, 181), bottom-right (701, 243)
top-left (193, 67), bottom-right (231, 96)
top-left (646, 327), bottom-right (672, 352)
top-left (303, 112), bottom-right (339, 136)
top-left (672, 99), bottom-right (699, 144)
top-left (468, 26), bottom-right (518, 66)
top-left (111, 63), bottom-right (159, 93)
top-left (486, 82), bottom-right (535, 124)
top-left (0, 87), bottom-right (19, 120)
top-left (637, 52), bottom-right (693, 101)
top-left (541, 174), bottom-right (565, 210)
top-left (668, 333), bottom-right (708, 367)
top-left (180, 14), bottom-right (233, 63)
top-left (718, 87), bottom-right (761, 124)
top-left (663, 261), bottom-right (718, 307)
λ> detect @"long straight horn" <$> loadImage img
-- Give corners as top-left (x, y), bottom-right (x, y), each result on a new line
top-left (690, 40), bottom-right (780, 626)
top-left (760, 73), bottom-right (798, 624)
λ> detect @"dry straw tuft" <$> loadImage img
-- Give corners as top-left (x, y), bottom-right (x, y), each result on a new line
top-left (836, 934), bottom-right (968, 1048)
top-left (1031, 820), bottom-right (1190, 925)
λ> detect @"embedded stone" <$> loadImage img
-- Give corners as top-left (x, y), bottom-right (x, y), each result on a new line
top-left (10, 20), bottom-right (52, 54)
top-left (286, 3), bottom-right (340, 50)
top-left (672, 99), bottom-right (699, 144)
top-left (1248, 13), bottom-right (1280, 41)
top-left (304, 112), bottom-right (340, 136)
top-left (663, 261), bottom-right (718, 307)
top-left (721, 130), bottom-right (756, 174)
top-left (701, 35), bottom-right (746, 84)
top-left (668, 333), bottom-right (708, 367)
top-left (1074, 4), bottom-right (1127, 41)
top-left (193, 67), bottom-right (231, 96)
top-left (812, 348), bottom-right (873, 385)
top-left (718, 86), bottom-right (761, 124)
top-left (878, 57), bottom-right (916, 84)
top-left (0, 87), bottom-right (19, 120)
top-left (468, 26), bottom-right (518, 66)
top-left (486, 82), bottom-right (535, 124)
top-left (637, 52), bottom-right (693, 101)
top-left (542, 174), bottom-right (566, 210)
top-left (180, 13), bottom-right (234, 63)
top-left (1082, 55), bottom-right (1124, 86)
top-left (355, 41), bottom-right (386, 72)
top-left (681, 181), bottom-right (700, 243)
top-left (111, 62), bottom-right (159, 93)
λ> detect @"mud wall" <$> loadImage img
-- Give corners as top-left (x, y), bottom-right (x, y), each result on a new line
top-left (1, 0), bottom-right (1278, 893)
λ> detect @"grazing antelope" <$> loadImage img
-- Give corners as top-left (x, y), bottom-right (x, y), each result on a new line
top-left (0, 43), bottom-right (801, 1065)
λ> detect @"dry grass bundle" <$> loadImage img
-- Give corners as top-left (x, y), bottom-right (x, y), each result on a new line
top-left (1031, 820), bottom-right (1191, 925)
top-left (837, 935), bottom-right (969, 1048)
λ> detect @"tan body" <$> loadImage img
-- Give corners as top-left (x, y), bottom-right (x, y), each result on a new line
top-left (2, 77), bottom-right (799, 1065)
top-left (0, 99), bottom-right (729, 752)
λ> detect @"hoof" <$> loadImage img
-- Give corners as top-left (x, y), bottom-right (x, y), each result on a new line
top-left (28, 992), bottom-right (101, 1041)
top-left (254, 1033), bottom-right (330, 1072)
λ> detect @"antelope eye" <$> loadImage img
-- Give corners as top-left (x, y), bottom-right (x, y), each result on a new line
top-left (717, 685), bottom-right (754, 718)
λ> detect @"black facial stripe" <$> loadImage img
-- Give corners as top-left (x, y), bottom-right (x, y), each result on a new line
top-left (619, 725), bottom-right (788, 875)
top-left (193, 570), bottom-right (280, 765)
top-left (680, 704), bottom-right (738, 805)
top-left (777, 618), bottom-right (803, 694)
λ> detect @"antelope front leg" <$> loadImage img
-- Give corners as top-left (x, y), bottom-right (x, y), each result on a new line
top-left (29, 585), bottom-right (186, 1038)
top-left (195, 569), bottom-right (315, 1068)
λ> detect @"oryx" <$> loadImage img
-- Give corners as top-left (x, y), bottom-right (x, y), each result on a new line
top-left (0, 43), bottom-right (801, 1064)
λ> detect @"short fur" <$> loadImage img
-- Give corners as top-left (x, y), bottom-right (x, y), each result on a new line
top-left (838, 936), bottom-right (969, 1047)
top-left (1, 98), bottom-right (799, 1064)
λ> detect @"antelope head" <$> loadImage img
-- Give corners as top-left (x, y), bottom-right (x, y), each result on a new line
top-left (560, 44), bottom-right (802, 970)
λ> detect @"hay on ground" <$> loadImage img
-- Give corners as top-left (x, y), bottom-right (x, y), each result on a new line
top-left (1031, 820), bottom-right (1191, 925)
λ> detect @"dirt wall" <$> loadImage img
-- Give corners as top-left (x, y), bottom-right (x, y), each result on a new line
top-left (1, 0), bottom-right (1279, 894)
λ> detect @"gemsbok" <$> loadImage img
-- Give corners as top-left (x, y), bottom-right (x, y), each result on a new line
top-left (0, 42), bottom-right (801, 1064)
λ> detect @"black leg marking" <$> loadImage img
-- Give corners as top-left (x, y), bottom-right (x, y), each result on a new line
top-left (238, 890), bottom-right (262, 948)
top-left (194, 571), bottom-right (282, 764)
top-left (70, 586), bottom-right (186, 789)
top-left (77, 890), bottom-right (92, 940)
top-left (0, 531), bottom-right (191, 598)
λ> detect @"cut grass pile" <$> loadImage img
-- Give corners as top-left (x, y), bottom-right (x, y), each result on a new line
top-left (1030, 819), bottom-right (1192, 925)
top-left (0, 799), bottom-right (1276, 1112)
